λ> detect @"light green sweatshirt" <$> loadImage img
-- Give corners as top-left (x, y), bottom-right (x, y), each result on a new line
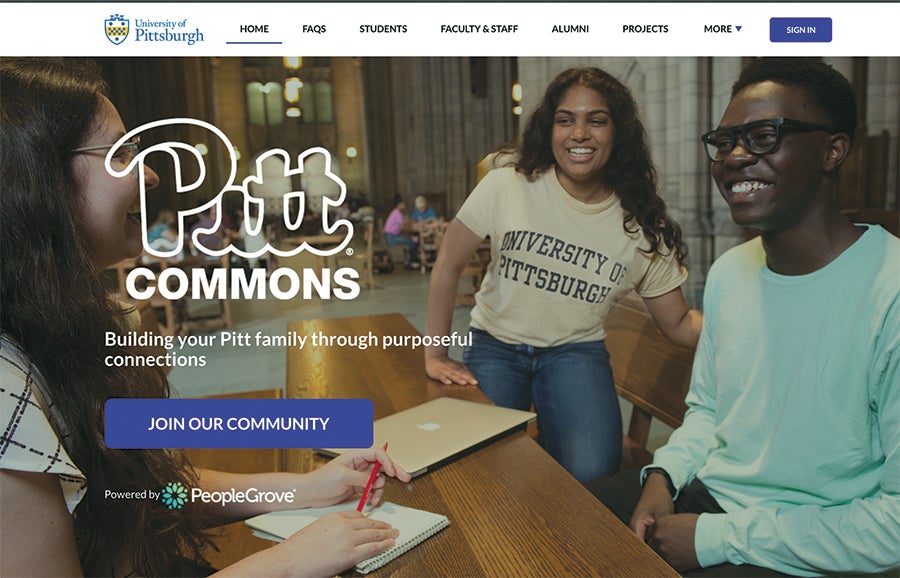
top-left (650, 225), bottom-right (900, 576)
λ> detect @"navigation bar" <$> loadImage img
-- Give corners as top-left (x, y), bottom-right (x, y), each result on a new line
top-left (1, 3), bottom-right (897, 56)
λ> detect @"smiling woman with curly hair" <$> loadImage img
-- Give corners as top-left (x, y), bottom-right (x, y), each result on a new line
top-left (425, 66), bottom-right (701, 484)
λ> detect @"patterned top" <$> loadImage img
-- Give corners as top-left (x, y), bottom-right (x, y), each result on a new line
top-left (0, 335), bottom-right (87, 513)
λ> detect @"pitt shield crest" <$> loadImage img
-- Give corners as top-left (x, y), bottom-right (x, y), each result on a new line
top-left (105, 14), bottom-right (129, 45)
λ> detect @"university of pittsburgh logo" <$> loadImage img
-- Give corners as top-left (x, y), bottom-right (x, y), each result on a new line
top-left (105, 14), bottom-right (129, 45)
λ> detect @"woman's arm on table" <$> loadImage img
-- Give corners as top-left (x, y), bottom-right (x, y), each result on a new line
top-left (205, 448), bottom-right (409, 577)
top-left (0, 455), bottom-right (406, 578)
top-left (195, 447), bottom-right (410, 525)
top-left (424, 219), bottom-right (484, 386)
top-left (212, 509), bottom-right (398, 578)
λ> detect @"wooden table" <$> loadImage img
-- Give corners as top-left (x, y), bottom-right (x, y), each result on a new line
top-left (285, 314), bottom-right (678, 577)
top-left (185, 390), bottom-right (285, 570)
top-left (286, 314), bottom-right (487, 417)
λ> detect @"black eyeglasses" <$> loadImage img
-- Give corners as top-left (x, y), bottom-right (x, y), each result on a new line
top-left (701, 118), bottom-right (833, 162)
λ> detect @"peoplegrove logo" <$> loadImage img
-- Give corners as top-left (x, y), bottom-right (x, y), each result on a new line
top-left (161, 481), bottom-right (189, 510)
top-left (190, 487), bottom-right (297, 507)
top-left (105, 482), bottom-right (297, 509)
top-left (101, 118), bottom-right (361, 301)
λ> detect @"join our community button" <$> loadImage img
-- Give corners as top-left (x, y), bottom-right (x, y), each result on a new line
top-left (105, 398), bottom-right (373, 449)
top-left (770, 17), bottom-right (832, 42)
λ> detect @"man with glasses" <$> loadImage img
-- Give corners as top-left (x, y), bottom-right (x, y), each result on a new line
top-left (587, 58), bottom-right (899, 577)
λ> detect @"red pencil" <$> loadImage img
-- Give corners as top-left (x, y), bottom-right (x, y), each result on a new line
top-left (357, 442), bottom-right (389, 512)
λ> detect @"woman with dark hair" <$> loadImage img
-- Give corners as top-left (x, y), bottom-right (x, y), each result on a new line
top-left (0, 58), bottom-right (409, 577)
top-left (425, 67), bottom-right (701, 483)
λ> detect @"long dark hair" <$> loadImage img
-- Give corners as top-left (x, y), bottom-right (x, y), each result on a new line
top-left (518, 67), bottom-right (687, 265)
top-left (0, 58), bottom-right (213, 575)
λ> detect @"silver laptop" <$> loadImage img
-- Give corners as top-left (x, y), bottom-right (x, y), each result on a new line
top-left (318, 397), bottom-right (536, 477)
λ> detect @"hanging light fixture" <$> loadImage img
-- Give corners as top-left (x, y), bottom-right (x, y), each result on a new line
top-left (282, 56), bottom-right (302, 70)
top-left (284, 76), bottom-right (303, 103)
top-left (511, 81), bottom-right (523, 115)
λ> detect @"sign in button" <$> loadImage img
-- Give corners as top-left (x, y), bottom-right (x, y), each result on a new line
top-left (770, 17), bottom-right (832, 42)
top-left (105, 398), bottom-right (374, 449)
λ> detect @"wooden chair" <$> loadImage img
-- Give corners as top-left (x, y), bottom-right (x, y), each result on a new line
top-left (336, 220), bottom-right (375, 289)
top-left (604, 294), bottom-right (695, 470)
top-left (110, 256), bottom-right (180, 336)
top-left (376, 218), bottom-right (408, 268)
top-left (118, 299), bottom-right (174, 374)
top-left (415, 219), bottom-right (444, 273)
top-left (109, 254), bottom-right (233, 336)
top-left (180, 254), bottom-right (234, 333)
top-left (455, 241), bottom-right (491, 307)
top-left (456, 256), bottom-right (484, 307)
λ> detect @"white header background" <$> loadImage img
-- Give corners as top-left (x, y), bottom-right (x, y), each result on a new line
top-left (1, 3), bottom-right (898, 57)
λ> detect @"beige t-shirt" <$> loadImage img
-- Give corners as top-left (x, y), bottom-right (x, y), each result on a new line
top-left (456, 167), bottom-right (687, 347)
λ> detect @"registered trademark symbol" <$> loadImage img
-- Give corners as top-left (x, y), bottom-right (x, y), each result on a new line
top-left (346, 248), bottom-right (354, 256)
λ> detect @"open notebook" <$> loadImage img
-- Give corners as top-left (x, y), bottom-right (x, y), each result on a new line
top-left (245, 501), bottom-right (450, 574)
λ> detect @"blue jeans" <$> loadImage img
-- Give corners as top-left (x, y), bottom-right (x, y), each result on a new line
top-left (384, 233), bottom-right (418, 263)
top-left (463, 328), bottom-right (622, 482)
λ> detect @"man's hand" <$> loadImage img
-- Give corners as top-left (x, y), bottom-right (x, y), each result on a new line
top-left (629, 473), bottom-right (675, 540)
top-left (647, 513), bottom-right (700, 572)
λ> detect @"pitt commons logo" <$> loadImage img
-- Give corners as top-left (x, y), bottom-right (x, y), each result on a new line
top-left (105, 118), bottom-right (361, 302)
top-left (105, 14), bottom-right (130, 45)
